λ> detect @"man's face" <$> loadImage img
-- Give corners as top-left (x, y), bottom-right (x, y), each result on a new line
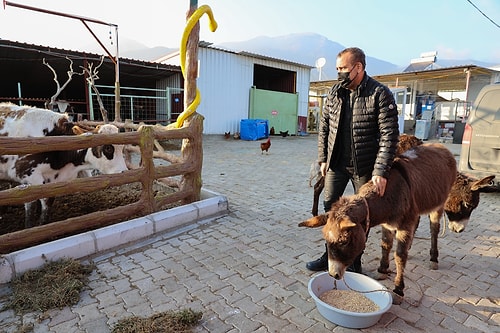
top-left (336, 54), bottom-right (354, 74)
top-left (336, 54), bottom-right (361, 89)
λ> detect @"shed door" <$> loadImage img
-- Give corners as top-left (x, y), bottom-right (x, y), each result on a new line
top-left (249, 87), bottom-right (298, 134)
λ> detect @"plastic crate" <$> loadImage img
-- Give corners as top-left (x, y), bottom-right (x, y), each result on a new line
top-left (240, 119), bottom-right (269, 141)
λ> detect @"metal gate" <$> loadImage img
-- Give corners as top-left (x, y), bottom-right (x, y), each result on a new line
top-left (89, 85), bottom-right (184, 124)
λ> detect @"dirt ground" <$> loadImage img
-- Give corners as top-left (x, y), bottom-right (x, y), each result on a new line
top-left (0, 181), bottom-right (178, 235)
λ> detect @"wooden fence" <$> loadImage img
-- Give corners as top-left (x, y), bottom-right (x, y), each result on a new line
top-left (0, 114), bottom-right (203, 253)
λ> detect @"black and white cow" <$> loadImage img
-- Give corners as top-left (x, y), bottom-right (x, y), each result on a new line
top-left (0, 103), bottom-right (127, 227)
top-left (0, 103), bottom-right (76, 137)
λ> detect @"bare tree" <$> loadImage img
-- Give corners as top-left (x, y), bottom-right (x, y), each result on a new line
top-left (82, 56), bottom-right (109, 123)
top-left (43, 57), bottom-right (83, 112)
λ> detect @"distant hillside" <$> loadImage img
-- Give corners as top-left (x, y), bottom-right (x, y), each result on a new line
top-left (121, 46), bottom-right (176, 61)
top-left (432, 58), bottom-right (495, 69)
top-left (217, 33), bottom-right (399, 80)
top-left (118, 33), bottom-right (497, 79)
top-left (83, 38), bottom-right (176, 62)
top-left (219, 33), bottom-right (498, 80)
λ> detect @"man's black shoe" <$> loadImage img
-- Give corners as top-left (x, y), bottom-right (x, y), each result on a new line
top-left (346, 264), bottom-right (362, 273)
top-left (306, 247), bottom-right (363, 273)
top-left (306, 251), bottom-right (328, 271)
top-left (347, 255), bottom-right (363, 273)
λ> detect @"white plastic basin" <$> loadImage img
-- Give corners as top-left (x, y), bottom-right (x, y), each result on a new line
top-left (308, 271), bottom-right (392, 328)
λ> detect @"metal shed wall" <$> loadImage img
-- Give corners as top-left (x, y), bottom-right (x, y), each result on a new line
top-left (197, 47), bottom-right (251, 135)
top-left (163, 46), bottom-right (311, 134)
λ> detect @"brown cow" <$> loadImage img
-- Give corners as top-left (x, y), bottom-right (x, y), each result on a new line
top-left (300, 143), bottom-right (457, 299)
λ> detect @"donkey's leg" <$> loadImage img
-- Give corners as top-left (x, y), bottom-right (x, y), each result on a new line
top-left (407, 216), bottom-right (420, 251)
top-left (393, 216), bottom-right (419, 298)
top-left (376, 226), bottom-right (394, 280)
top-left (428, 207), bottom-right (444, 270)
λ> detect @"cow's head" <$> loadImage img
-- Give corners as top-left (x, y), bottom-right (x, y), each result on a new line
top-left (445, 173), bottom-right (495, 233)
top-left (299, 197), bottom-right (368, 280)
top-left (81, 124), bottom-right (128, 174)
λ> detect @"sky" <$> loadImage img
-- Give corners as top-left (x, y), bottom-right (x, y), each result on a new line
top-left (1, 0), bottom-right (499, 66)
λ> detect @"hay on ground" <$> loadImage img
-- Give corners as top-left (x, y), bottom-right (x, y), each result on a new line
top-left (5, 258), bottom-right (94, 313)
top-left (112, 309), bottom-right (203, 333)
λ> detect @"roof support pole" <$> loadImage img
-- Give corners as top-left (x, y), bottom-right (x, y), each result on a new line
top-left (464, 68), bottom-right (471, 103)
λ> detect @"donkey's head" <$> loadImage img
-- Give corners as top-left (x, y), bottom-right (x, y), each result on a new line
top-left (445, 174), bottom-right (495, 233)
top-left (299, 196), bottom-right (369, 280)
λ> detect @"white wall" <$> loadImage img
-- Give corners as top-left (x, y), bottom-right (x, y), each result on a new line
top-left (197, 47), bottom-right (253, 135)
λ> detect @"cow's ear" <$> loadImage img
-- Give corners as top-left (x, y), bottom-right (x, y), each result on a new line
top-left (72, 125), bottom-right (86, 135)
top-left (85, 124), bottom-right (102, 134)
top-left (298, 214), bottom-right (328, 228)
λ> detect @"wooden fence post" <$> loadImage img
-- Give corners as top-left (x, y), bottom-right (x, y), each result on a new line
top-left (180, 114), bottom-right (203, 204)
top-left (185, 3), bottom-right (200, 112)
top-left (138, 125), bottom-right (156, 215)
top-left (181, 2), bottom-right (202, 204)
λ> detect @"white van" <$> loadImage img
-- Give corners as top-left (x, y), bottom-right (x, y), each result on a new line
top-left (459, 83), bottom-right (500, 188)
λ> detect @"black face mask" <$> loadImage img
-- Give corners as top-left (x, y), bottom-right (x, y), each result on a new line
top-left (338, 66), bottom-right (357, 88)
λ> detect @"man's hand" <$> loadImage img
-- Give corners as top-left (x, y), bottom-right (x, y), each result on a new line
top-left (320, 162), bottom-right (328, 177)
top-left (371, 175), bottom-right (387, 196)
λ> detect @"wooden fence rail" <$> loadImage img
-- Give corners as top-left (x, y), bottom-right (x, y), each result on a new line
top-left (0, 113), bottom-right (203, 253)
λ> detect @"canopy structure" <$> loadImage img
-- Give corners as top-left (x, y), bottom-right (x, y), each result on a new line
top-left (311, 65), bottom-right (497, 100)
top-left (0, 39), bottom-right (180, 105)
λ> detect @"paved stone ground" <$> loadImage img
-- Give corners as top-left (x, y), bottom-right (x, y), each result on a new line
top-left (0, 134), bottom-right (499, 332)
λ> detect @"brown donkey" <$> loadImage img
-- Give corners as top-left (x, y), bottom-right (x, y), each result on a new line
top-left (312, 134), bottom-right (495, 236)
top-left (299, 143), bottom-right (457, 299)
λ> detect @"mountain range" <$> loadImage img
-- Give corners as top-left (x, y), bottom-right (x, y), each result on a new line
top-left (119, 32), bottom-right (496, 81)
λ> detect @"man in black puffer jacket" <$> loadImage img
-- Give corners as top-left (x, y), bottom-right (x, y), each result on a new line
top-left (306, 47), bottom-right (400, 272)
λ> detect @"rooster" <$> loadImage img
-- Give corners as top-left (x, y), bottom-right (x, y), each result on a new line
top-left (260, 138), bottom-right (271, 154)
top-left (279, 130), bottom-right (289, 137)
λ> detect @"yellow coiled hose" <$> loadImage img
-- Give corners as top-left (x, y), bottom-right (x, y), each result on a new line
top-left (173, 5), bottom-right (217, 128)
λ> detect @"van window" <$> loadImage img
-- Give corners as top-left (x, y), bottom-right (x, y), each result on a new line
top-left (475, 90), bottom-right (500, 121)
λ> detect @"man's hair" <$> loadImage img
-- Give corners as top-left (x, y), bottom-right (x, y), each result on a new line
top-left (338, 47), bottom-right (366, 69)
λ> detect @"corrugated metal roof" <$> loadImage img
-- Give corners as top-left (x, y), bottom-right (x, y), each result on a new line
top-left (200, 41), bottom-right (313, 69)
top-left (0, 39), bottom-right (182, 106)
top-left (383, 63), bottom-right (498, 77)
top-left (311, 65), bottom-right (499, 93)
top-left (155, 41), bottom-right (314, 69)
top-left (0, 39), bottom-right (181, 72)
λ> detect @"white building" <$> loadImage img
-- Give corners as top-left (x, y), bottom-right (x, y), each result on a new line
top-left (157, 42), bottom-right (312, 135)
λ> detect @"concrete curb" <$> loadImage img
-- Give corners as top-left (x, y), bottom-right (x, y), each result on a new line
top-left (0, 188), bottom-right (228, 284)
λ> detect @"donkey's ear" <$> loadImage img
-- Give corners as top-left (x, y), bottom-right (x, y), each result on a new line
top-left (472, 175), bottom-right (495, 191)
top-left (340, 218), bottom-right (357, 229)
top-left (298, 214), bottom-right (328, 228)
